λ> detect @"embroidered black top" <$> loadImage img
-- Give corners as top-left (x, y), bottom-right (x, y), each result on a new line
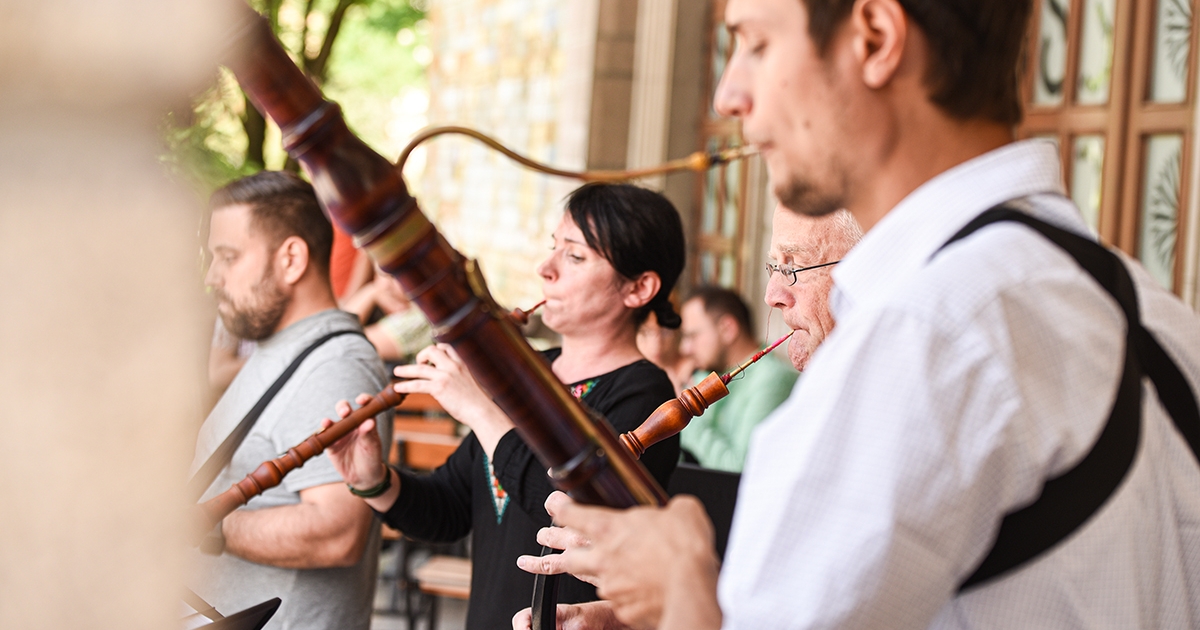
top-left (381, 349), bottom-right (680, 630)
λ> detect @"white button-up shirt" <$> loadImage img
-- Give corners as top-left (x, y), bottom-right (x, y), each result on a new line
top-left (719, 140), bottom-right (1200, 629)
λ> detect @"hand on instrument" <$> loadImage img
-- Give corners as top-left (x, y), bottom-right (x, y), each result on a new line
top-left (517, 491), bottom-right (722, 630)
top-left (511, 601), bottom-right (629, 630)
top-left (518, 519), bottom-right (600, 586)
top-left (393, 343), bottom-right (515, 456)
top-left (322, 393), bottom-right (387, 490)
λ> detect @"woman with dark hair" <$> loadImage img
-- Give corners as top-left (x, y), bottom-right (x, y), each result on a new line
top-left (323, 183), bottom-right (684, 629)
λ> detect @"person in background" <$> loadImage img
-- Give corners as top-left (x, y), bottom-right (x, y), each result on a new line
top-left (329, 225), bottom-right (373, 300)
top-left (677, 286), bottom-right (796, 472)
top-left (340, 265), bottom-right (434, 363)
top-left (637, 310), bottom-right (694, 395)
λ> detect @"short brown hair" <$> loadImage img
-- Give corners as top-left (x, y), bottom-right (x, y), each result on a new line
top-left (801, 0), bottom-right (1032, 125)
top-left (685, 286), bottom-right (755, 339)
top-left (209, 171), bottom-right (333, 277)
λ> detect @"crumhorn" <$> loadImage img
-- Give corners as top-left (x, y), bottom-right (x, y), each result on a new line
top-left (222, 3), bottom-right (672, 512)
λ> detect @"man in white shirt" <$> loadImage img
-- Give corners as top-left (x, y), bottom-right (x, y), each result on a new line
top-left (512, 0), bottom-right (1200, 629)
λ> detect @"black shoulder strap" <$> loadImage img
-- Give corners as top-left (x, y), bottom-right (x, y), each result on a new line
top-left (187, 328), bottom-right (364, 502)
top-left (934, 207), bottom-right (1200, 592)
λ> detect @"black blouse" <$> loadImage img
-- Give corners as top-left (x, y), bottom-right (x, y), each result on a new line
top-left (381, 350), bottom-right (680, 630)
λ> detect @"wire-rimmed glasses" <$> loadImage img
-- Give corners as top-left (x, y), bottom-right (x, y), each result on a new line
top-left (764, 260), bottom-right (840, 286)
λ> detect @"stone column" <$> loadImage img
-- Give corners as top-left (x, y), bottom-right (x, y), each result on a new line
top-left (0, 2), bottom-right (227, 628)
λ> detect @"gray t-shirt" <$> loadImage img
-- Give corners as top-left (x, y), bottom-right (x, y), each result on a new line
top-left (189, 309), bottom-right (392, 630)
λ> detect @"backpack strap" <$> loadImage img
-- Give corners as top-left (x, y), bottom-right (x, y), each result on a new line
top-left (932, 206), bottom-right (1200, 592)
top-left (187, 328), bottom-right (365, 502)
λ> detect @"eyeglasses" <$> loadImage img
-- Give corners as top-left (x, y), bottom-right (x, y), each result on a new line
top-left (765, 260), bottom-right (840, 286)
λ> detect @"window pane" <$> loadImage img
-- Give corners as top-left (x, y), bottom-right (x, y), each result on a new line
top-left (719, 254), bottom-right (736, 288)
top-left (701, 252), bottom-right (716, 284)
top-left (710, 25), bottom-right (730, 116)
top-left (1150, 0), bottom-right (1192, 103)
top-left (1139, 134), bottom-right (1182, 289)
top-left (702, 138), bottom-right (721, 234)
top-left (721, 158), bottom-right (741, 237)
top-left (1077, 0), bottom-right (1116, 105)
top-left (703, 173), bottom-right (719, 233)
top-left (1070, 135), bottom-right (1105, 234)
top-left (1034, 0), bottom-right (1070, 105)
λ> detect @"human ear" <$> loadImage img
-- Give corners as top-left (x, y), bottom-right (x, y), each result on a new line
top-left (623, 272), bottom-right (662, 310)
top-left (851, 0), bottom-right (907, 89)
top-left (717, 314), bottom-right (740, 344)
top-left (276, 236), bottom-right (310, 285)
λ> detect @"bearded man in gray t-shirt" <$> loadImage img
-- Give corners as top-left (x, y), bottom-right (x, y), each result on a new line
top-left (189, 172), bottom-right (391, 630)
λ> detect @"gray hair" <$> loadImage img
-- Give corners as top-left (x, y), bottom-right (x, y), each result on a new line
top-left (827, 208), bottom-right (862, 258)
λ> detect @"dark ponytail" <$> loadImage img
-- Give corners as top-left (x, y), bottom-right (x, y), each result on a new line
top-left (565, 183), bottom-right (685, 329)
top-left (650, 296), bottom-right (681, 329)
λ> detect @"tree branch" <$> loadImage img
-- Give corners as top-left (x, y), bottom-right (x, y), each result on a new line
top-left (242, 92), bottom-right (266, 169)
top-left (299, 0), bottom-right (318, 74)
top-left (309, 0), bottom-right (359, 85)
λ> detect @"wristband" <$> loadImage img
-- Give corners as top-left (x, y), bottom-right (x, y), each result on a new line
top-left (348, 464), bottom-right (393, 498)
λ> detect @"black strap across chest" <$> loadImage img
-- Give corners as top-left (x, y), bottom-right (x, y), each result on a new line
top-left (934, 207), bottom-right (1200, 592)
top-left (186, 328), bottom-right (365, 502)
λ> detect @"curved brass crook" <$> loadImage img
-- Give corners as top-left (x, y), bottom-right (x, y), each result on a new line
top-left (396, 125), bottom-right (757, 183)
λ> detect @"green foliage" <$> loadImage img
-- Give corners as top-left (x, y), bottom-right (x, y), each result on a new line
top-left (358, 0), bottom-right (425, 34)
top-left (162, 0), bottom-right (428, 195)
top-left (326, 1), bottom-right (429, 157)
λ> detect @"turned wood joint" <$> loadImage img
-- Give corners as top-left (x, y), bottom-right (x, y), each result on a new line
top-left (619, 372), bottom-right (729, 460)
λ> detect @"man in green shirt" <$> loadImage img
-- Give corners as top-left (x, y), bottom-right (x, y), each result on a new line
top-left (678, 286), bottom-right (798, 472)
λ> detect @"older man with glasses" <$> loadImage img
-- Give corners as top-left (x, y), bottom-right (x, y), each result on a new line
top-left (763, 206), bottom-right (860, 372)
top-left (671, 207), bottom-right (859, 475)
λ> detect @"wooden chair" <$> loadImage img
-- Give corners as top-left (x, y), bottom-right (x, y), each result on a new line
top-left (394, 429), bottom-right (468, 629)
top-left (376, 398), bottom-right (469, 628)
top-left (412, 555), bottom-right (472, 629)
top-left (396, 392), bottom-right (452, 417)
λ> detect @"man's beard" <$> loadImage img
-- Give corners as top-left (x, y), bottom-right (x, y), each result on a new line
top-left (216, 268), bottom-right (289, 342)
top-left (708, 346), bottom-right (729, 374)
top-left (775, 176), bottom-right (842, 218)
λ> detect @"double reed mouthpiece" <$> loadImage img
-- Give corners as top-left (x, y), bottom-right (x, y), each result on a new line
top-left (723, 330), bottom-right (794, 383)
top-left (397, 126), bottom-right (758, 183)
top-left (509, 300), bottom-right (546, 326)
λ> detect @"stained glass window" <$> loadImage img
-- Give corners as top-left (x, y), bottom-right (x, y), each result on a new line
top-left (1150, 0), bottom-right (1192, 103)
top-left (1078, 0), bottom-right (1116, 105)
top-left (1034, 0), bottom-right (1070, 105)
top-left (1139, 135), bottom-right (1182, 288)
top-left (1071, 135), bottom-right (1106, 233)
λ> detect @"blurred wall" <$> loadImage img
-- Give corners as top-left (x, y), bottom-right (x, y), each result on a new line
top-left (0, 1), bottom-right (225, 628)
top-left (419, 0), bottom-right (655, 310)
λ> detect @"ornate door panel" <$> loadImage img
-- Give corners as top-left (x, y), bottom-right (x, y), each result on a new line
top-left (1021, 0), bottom-right (1197, 295)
